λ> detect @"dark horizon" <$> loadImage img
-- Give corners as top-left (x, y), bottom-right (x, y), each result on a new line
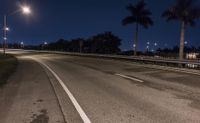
top-left (0, 0), bottom-right (200, 51)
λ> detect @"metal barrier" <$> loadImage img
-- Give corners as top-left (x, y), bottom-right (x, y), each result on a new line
top-left (6, 49), bottom-right (200, 69)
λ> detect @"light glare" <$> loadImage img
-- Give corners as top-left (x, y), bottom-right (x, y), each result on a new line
top-left (5, 27), bottom-right (9, 31)
top-left (22, 6), bottom-right (31, 14)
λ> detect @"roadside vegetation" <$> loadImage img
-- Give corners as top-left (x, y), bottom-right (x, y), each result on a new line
top-left (0, 54), bottom-right (17, 87)
top-left (162, 0), bottom-right (200, 60)
top-left (122, 0), bottom-right (153, 56)
top-left (25, 32), bottom-right (121, 54)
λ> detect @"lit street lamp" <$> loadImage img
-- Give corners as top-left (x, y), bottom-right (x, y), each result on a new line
top-left (146, 41), bottom-right (150, 52)
top-left (146, 45), bottom-right (149, 52)
top-left (184, 41), bottom-right (188, 45)
top-left (20, 41), bottom-right (24, 48)
top-left (2, 5), bottom-right (32, 55)
top-left (22, 6), bottom-right (31, 14)
top-left (44, 42), bottom-right (48, 45)
top-left (5, 27), bottom-right (9, 31)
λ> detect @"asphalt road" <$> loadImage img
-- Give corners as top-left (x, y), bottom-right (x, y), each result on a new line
top-left (2, 50), bottom-right (200, 123)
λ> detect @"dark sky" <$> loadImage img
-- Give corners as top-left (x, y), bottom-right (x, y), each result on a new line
top-left (0, 0), bottom-right (200, 51)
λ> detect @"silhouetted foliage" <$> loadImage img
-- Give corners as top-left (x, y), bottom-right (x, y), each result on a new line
top-left (40, 32), bottom-right (121, 54)
top-left (122, 0), bottom-right (153, 55)
top-left (162, 0), bottom-right (200, 26)
top-left (86, 32), bottom-right (121, 54)
top-left (162, 0), bottom-right (200, 59)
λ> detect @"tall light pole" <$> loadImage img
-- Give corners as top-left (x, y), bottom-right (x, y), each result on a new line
top-left (3, 15), bottom-right (7, 55)
top-left (2, 5), bottom-right (31, 55)
top-left (146, 41), bottom-right (150, 52)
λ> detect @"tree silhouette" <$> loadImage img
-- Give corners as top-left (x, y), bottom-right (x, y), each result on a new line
top-left (68, 38), bottom-right (85, 52)
top-left (43, 32), bottom-right (121, 54)
top-left (122, 0), bottom-right (153, 56)
top-left (88, 32), bottom-right (121, 54)
top-left (162, 0), bottom-right (200, 60)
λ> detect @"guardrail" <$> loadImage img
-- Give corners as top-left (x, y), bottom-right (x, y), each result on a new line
top-left (6, 49), bottom-right (200, 69)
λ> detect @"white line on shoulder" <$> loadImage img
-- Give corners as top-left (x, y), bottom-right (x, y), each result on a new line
top-left (32, 58), bottom-right (91, 123)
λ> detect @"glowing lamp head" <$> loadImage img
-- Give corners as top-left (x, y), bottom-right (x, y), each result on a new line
top-left (22, 6), bottom-right (31, 14)
top-left (5, 27), bottom-right (9, 31)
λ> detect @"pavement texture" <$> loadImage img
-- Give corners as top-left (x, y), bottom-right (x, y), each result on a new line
top-left (1, 51), bottom-right (200, 123)
top-left (0, 56), bottom-right (65, 123)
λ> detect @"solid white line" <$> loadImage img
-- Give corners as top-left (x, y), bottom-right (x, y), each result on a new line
top-left (34, 59), bottom-right (91, 123)
top-left (115, 73), bottom-right (144, 83)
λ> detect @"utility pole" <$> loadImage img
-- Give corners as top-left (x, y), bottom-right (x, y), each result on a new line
top-left (2, 5), bottom-right (32, 55)
top-left (3, 15), bottom-right (7, 55)
top-left (80, 40), bottom-right (83, 53)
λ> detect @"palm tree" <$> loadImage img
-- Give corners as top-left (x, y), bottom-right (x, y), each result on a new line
top-left (162, 0), bottom-right (200, 60)
top-left (122, 0), bottom-right (153, 56)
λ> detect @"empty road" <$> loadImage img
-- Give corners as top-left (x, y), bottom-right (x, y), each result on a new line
top-left (1, 50), bottom-right (200, 123)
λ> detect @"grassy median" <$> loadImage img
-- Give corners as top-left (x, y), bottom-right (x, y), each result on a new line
top-left (0, 54), bottom-right (18, 87)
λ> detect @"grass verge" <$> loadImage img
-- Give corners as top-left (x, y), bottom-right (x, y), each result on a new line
top-left (0, 54), bottom-right (18, 87)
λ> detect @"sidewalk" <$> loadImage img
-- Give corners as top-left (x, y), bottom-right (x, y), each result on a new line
top-left (0, 57), bottom-right (65, 123)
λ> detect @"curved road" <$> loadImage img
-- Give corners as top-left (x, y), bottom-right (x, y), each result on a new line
top-left (1, 50), bottom-right (200, 123)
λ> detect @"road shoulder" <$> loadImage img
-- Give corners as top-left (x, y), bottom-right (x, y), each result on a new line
top-left (0, 57), bottom-right (65, 123)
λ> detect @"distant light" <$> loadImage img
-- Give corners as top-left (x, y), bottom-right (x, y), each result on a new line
top-left (186, 53), bottom-right (198, 59)
top-left (44, 42), bottom-right (48, 45)
top-left (154, 43), bottom-right (157, 46)
top-left (5, 27), bottom-right (9, 31)
top-left (22, 6), bottom-right (31, 14)
top-left (4, 37), bottom-right (7, 40)
top-left (133, 44), bottom-right (136, 48)
top-left (147, 42), bottom-right (150, 45)
top-left (21, 42), bottom-right (24, 45)
top-left (184, 41), bottom-right (188, 45)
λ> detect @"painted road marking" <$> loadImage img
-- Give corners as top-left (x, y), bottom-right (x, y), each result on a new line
top-left (115, 73), bottom-right (144, 83)
top-left (32, 58), bottom-right (91, 123)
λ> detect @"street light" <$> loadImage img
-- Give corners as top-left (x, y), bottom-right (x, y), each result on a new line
top-left (184, 41), bottom-right (188, 45)
top-left (44, 42), bottom-right (48, 45)
top-left (5, 27), bottom-right (9, 31)
top-left (20, 42), bottom-right (24, 48)
top-left (146, 41), bottom-right (150, 52)
top-left (22, 6), bottom-right (31, 14)
top-left (2, 4), bottom-right (32, 55)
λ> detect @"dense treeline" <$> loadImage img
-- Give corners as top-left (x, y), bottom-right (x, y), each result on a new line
top-left (38, 32), bottom-right (121, 54)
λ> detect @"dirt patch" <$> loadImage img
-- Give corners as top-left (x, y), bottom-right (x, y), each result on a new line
top-left (37, 99), bottom-right (44, 103)
top-left (30, 109), bottom-right (49, 123)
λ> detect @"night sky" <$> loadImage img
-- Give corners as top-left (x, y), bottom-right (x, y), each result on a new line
top-left (0, 0), bottom-right (200, 51)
